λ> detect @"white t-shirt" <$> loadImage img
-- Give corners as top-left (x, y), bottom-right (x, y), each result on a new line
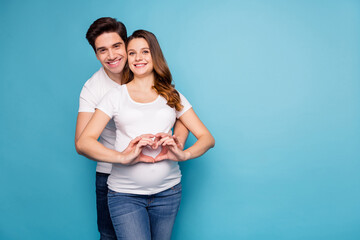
top-left (78, 67), bottom-right (119, 174)
top-left (97, 84), bottom-right (192, 195)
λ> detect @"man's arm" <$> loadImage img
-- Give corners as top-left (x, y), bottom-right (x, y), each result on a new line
top-left (76, 109), bottom-right (155, 164)
top-left (75, 112), bottom-right (94, 155)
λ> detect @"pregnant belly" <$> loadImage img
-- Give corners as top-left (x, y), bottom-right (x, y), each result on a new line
top-left (113, 160), bottom-right (178, 188)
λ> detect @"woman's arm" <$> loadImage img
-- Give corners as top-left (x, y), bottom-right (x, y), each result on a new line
top-left (180, 108), bottom-right (215, 159)
top-left (155, 108), bottom-right (215, 162)
top-left (76, 109), bottom-right (155, 164)
top-left (172, 120), bottom-right (189, 149)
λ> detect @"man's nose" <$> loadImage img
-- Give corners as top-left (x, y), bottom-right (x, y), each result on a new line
top-left (108, 49), bottom-right (115, 59)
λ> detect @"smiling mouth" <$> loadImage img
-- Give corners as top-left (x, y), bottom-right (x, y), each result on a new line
top-left (107, 59), bottom-right (121, 66)
top-left (134, 63), bottom-right (146, 67)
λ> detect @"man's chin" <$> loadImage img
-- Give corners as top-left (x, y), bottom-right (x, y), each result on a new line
top-left (104, 66), bottom-right (123, 75)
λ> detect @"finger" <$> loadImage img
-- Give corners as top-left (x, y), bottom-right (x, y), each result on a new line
top-left (141, 136), bottom-right (157, 141)
top-left (155, 132), bottom-right (171, 138)
top-left (137, 139), bottom-right (155, 148)
top-left (162, 138), bottom-right (176, 147)
top-left (123, 137), bottom-right (142, 154)
top-left (172, 135), bottom-right (184, 149)
top-left (156, 146), bottom-right (168, 157)
top-left (157, 136), bottom-right (172, 146)
top-left (154, 135), bottom-right (163, 142)
top-left (140, 134), bottom-right (156, 139)
top-left (134, 141), bottom-right (152, 153)
top-left (152, 140), bottom-right (160, 149)
top-left (129, 136), bottom-right (142, 147)
top-left (172, 135), bottom-right (180, 145)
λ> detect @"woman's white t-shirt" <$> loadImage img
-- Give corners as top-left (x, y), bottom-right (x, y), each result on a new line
top-left (97, 84), bottom-right (192, 195)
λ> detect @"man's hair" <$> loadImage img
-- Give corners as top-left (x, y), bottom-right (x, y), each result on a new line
top-left (86, 17), bottom-right (127, 52)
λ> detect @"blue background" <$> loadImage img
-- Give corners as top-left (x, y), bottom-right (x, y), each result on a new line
top-left (1, 0), bottom-right (359, 239)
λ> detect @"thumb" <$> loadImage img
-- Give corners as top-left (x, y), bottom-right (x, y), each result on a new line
top-left (155, 154), bottom-right (168, 162)
top-left (139, 153), bottom-right (155, 163)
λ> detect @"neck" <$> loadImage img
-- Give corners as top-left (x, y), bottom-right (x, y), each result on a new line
top-left (104, 68), bottom-right (122, 84)
top-left (130, 73), bottom-right (155, 91)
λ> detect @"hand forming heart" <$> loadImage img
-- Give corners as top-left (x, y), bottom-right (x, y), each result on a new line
top-left (153, 133), bottom-right (186, 162)
top-left (122, 132), bottom-right (186, 165)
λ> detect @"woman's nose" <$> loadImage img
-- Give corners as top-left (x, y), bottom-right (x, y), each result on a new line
top-left (135, 53), bottom-right (142, 61)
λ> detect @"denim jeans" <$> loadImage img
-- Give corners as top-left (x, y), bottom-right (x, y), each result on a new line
top-left (108, 182), bottom-right (182, 240)
top-left (96, 172), bottom-right (117, 240)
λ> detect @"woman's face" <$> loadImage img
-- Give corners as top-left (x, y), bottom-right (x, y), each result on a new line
top-left (127, 38), bottom-right (154, 78)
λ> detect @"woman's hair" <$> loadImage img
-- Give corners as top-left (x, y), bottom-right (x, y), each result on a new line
top-left (86, 17), bottom-right (127, 53)
top-left (123, 30), bottom-right (183, 111)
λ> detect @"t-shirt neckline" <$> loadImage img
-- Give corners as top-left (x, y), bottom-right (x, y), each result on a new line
top-left (124, 84), bottom-right (161, 105)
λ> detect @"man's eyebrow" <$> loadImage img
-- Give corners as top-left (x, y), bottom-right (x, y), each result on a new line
top-left (113, 42), bottom-right (122, 46)
top-left (96, 46), bottom-right (106, 52)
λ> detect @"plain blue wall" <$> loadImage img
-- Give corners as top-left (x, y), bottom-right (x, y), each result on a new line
top-left (1, 0), bottom-right (359, 239)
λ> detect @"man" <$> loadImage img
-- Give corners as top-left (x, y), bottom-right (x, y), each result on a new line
top-left (75, 17), bottom-right (188, 239)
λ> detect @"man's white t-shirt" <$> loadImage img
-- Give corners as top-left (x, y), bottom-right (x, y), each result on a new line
top-left (97, 84), bottom-right (192, 195)
top-left (78, 67), bottom-right (119, 174)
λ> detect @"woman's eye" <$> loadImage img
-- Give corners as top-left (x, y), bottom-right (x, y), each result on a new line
top-left (128, 52), bottom-right (135, 55)
top-left (143, 50), bottom-right (149, 54)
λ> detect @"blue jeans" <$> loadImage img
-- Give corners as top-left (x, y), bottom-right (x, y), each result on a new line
top-left (96, 172), bottom-right (117, 240)
top-left (108, 183), bottom-right (182, 240)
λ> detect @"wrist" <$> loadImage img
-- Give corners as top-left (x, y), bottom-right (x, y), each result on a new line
top-left (116, 152), bottom-right (127, 164)
top-left (183, 150), bottom-right (192, 161)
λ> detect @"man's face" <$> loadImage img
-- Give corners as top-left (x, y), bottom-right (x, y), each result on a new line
top-left (95, 32), bottom-right (127, 80)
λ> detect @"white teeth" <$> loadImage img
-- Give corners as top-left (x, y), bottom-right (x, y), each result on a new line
top-left (108, 60), bottom-right (119, 65)
top-left (135, 64), bottom-right (145, 67)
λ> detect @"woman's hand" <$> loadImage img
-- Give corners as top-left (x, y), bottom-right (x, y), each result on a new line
top-left (121, 134), bottom-right (156, 165)
top-left (154, 132), bottom-right (183, 150)
top-left (154, 133), bottom-right (191, 162)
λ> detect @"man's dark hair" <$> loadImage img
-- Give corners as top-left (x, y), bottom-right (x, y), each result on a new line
top-left (86, 17), bottom-right (127, 52)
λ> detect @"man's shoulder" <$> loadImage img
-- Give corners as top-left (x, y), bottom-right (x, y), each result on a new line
top-left (105, 84), bottom-right (124, 97)
top-left (83, 67), bottom-right (106, 88)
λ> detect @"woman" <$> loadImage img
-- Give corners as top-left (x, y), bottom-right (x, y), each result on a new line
top-left (77, 30), bottom-right (215, 239)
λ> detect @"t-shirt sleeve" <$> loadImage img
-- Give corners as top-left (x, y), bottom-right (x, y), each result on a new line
top-left (96, 88), bottom-right (118, 118)
top-left (78, 85), bottom-right (97, 112)
top-left (176, 92), bottom-right (192, 118)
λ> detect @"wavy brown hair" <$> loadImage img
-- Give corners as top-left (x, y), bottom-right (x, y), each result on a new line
top-left (123, 30), bottom-right (183, 111)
